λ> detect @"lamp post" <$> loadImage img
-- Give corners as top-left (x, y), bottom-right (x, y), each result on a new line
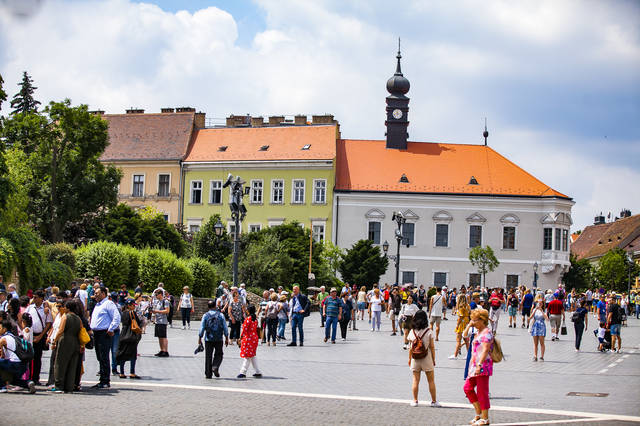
top-left (382, 212), bottom-right (406, 286)
top-left (533, 261), bottom-right (539, 290)
top-left (222, 174), bottom-right (248, 287)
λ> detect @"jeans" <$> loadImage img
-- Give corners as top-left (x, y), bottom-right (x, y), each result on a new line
top-left (371, 311), bottom-right (381, 330)
top-left (181, 308), bottom-right (191, 326)
top-left (277, 318), bottom-right (287, 338)
top-left (119, 358), bottom-right (137, 375)
top-left (229, 319), bottom-right (242, 340)
top-left (0, 359), bottom-right (29, 388)
top-left (266, 318), bottom-right (277, 343)
top-left (636, 304), bottom-right (640, 319)
top-left (321, 313), bottom-right (326, 327)
top-left (291, 313), bottom-right (304, 344)
top-left (110, 329), bottom-right (120, 372)
top-left (204, 340), bottom-right (224, 378)
top-left (340, 317), bottom-right (350, 339)
top-left (325, 315), bottom-right (338, 341)
top-left (94, 330), bottom-right (112, 385)
top-left (574, 321), bottom-right (585, 350)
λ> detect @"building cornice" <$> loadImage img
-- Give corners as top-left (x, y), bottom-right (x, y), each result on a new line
top-left (184, 159), bottom-right (334, 170)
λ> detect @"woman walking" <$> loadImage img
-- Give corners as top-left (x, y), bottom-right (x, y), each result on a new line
top-left (407, 310), bottom-right (439, 407)
top-left (368, 288), bottom-right (383, 332)
top-left (528, 301), bottom-right (548, 361)
top-left (573, 300), bottom-right (588, 351)
top-left (357, 286), bottom-right (367, 321)
top-left (450, 294), bottom-right (471, 359)
top-left (276, 294), bottom-right (288, 341)
top-left (178, 286), bottom-right (194, 330)
top-left (228, 290), bottom-right (248, 345)
top-left (463, 309), bottom-right (494, 425)
top-left (507, 289), bottom-right (519, 328)
top-left (116, 299), bottom-right (142, 378)
top-left (400, 294), bottom-right (419, 350)
top-left (237, 305), bottom-right (262, 378)
top-left (50, 300), bottom-right (82, 393)
top-left (339, 292), bottom-right (354, 340)
top-left (265, 293), bottom-right (279, 346)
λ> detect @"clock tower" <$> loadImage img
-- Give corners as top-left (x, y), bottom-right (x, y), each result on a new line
top-left (385, 42), bottom-right (410, 150)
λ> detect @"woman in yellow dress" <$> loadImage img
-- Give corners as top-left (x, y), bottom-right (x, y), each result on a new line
top-left (449, 294), bottom-right (471, 359)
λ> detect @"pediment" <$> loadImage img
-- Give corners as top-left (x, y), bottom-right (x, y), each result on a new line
top-left (402, 209), bottom-right (420, 220)
top-left (466, 212), bottom-right (487, 223)
top-left (500, 213), bottom-right (520, 224)
top-left (365, 208), bottom-right (386, 219)
top-left (432, 210), bottom-right (453, 223)
top-left (540, 212), bottom-right (572, 226)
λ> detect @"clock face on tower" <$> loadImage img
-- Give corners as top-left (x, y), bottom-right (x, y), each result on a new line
top-left (392, 109), bottom-right (403, 119)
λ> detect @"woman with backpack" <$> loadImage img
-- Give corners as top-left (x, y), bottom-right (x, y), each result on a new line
top-left (265, 293), bottom-right (279, 346)
top-left (407, 310), bottom-right (439, 408)
top-left (463, 308), bottom-right (494, 425)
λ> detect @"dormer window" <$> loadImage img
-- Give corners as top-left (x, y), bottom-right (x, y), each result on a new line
top-left (302, 144), bottom-right (311, 150)
top-left (260, 145), bottom-right (269, 151)
top-left (469, 176), bottom-right (478, 185)
top-left (399, 174), bottom-right (409, 183)
top-left (218, 146), bottom-right (227, 152)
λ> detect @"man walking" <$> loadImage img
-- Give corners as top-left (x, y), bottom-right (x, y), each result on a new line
top-left (287, 285), bottom-right (310, 347)
top-left (152, 290), bottom-right (170, 357)
top-left (323, 288), bottom-right (343, 344)
top-left (26, 290), bottom-right (53, 385)
top-left (607, 296), bottom-right (623, 353)
top-left (90, 286), bottom-right (121, 389)
top-left (198, 299), bottom-right (229, 378)
top-left (316, 286), bottom-right (328, 327)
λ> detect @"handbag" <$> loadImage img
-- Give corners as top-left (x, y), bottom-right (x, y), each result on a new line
top-left (78, 327), bottom-right (91, 346)
top-left (130, 311), bottom-right (142, 335)
top-left (560, 318), bottom-right (567, 335)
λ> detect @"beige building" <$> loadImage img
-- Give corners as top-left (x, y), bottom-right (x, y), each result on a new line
top-left (99, 108), bottom-right (204, 223)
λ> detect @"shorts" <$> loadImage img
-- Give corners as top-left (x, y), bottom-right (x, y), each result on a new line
top-left (549, 314), bottom-right (562, 330)
top-left (522, 307), bottom-right (531, 317)
top-left (429, 315), bottom-right (441, 326)
top-left (410, 354), bottom-right (434, 372)
top-left (402, 316), bottom-right (414, 330)
top-left (358, 302), bottom-right (366, 310)
top-left (154, 323), bottom-right (167, 338)
top-left (598, 337), bottom-right (605, 344)
top-left (610, 324), bottom-right (620, 336)
top-left (508, 306), bottom-right (518, 316)
top-left (390, 311), bottom-right (397, 321)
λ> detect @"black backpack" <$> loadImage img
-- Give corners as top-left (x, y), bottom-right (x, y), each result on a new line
top-left (6, 333), bottom-right (34, 363)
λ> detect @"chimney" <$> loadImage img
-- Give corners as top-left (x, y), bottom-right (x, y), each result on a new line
top-left (268, 115), bottom-right (285, 126)
top-left (594, 215), bottom-right (605, 225)
top-left (620, 209), bottom-right (632, 218)
top-left (161, 108), bottom-right (175, 113)
top-left (251, 116), bottom-right (264, 127)
top-left (89, 110), bottom-right (105, 116)
top-left (312, 114), bottom-right (334, 124)
top-left (176, 107), bottom-right (196, 113)
top-left (194, 112), bottom-right (205, 129)
top-left (126, 108), bottom-right (145, 114)
top-left (294, 115), bottom-right (307, 125)
top-left (226, 115), bottom-right (250, 127)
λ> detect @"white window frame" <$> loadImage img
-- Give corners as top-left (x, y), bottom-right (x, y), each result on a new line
top-left (367, 220), bottom-right (382, 245)
top-left (292, 179), bottom-right (305, 204)
top-left (312, 224), bottom-right (325, 242)
top-left (157, 173), bottom-right (171, 197)
top-left (432, 270), bottom-right (449, 287)
top-left (131, 173), bottom-right (145, 197)
top-left (162, 213), bottom-right (170, 222)
top-left (190, 180), bottom-right (203, 204)
top-left (209, 180), bottom-right (223, 204)
top-left (312, 179), bottom-right (327, 204)
top-left (434, 222), bottom-right (450, 248)
top-left (543, 227), bottom-right (553, 250)
top-left (467, 272), bottom-right (482, 287)
top-left (271, 179), bottom-right (284, 204)
top-left (402, 221), bottom-right (416, 247)
top-left (248, 223), bottom-right (262, 233)
top-left (468, 224), bottom-right (483, 249)
top-left (401, 270), bottom-right (417, 285)
top-left (250, 179), bottom-right (264, 204)
top-left (504, 273), bottom-right (521, 289)
top-left (268, 219), bottom-right (285, 227)
top-left (501, 225), bottom-right (517, 250)
top-left (187, 218), bottom-right (202, 234)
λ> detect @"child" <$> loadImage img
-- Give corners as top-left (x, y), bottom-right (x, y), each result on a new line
top-left (237, 305), bottom-right (262, 378)
top-left (597, 322), bottom-right (607, 352)
top-left (19, 312), bottom-right (33, 382)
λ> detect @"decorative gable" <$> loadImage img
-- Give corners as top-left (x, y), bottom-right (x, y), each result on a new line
top-left (402, 209), bottom-right (420, 221)
top-left (432, 210), bottom-right (453, 223)
top-left (365, 208), bottom-right (386, 219)
top-left (466, 212), bottom-right (487, 224)
top-left (500, 213), bottom-right (520, 224)
top-left (540, 212), bottom-right (572, 226)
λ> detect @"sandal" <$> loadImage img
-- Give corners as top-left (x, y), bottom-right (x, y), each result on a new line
top-left (469, 415), bottom-right (481, 424)
top-left (473, 419), bottom-right (490, 425)
top-left (118, 374), bottom-right (126, 378)
top-left (129, 374), bottom-right (142, 379)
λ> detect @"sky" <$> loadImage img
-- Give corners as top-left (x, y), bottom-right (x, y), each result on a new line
top-left (0, 0), bottom-right (638, 231)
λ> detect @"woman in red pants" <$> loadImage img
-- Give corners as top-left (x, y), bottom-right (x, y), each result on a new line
top-left (463, 308), bottom-right (493, 425)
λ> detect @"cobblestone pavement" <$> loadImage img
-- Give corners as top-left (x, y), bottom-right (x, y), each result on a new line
top-left (6, 311), bottom-right (640, 425)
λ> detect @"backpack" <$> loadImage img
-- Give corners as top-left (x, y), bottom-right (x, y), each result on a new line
top-left (266, 302), bottom-right (278, 320)
top-left (410, 329), bottom-right (429, 359)
top-left (6, 333), bottom-right (34, 363)
top-left (490, 337), bottom-right (504, 363)
top-left (204, 311), bottom-right (224, 341)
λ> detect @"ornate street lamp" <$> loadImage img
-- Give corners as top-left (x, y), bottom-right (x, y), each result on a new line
top-left (382, 240), bottom-right (390, 255)
top-left (533, 261), bottom-right (539, 290)
top-left (222, 174), bottom-right (248, 287)
top-left (388, 211), bottom-right (406, 286)
top-left (213, 219), bottom-right (224, 237)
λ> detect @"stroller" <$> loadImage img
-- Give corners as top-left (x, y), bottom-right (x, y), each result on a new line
top-left (594, 328), bottom-right (611, 352)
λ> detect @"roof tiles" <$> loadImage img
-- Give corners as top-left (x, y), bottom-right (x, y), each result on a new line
top-left (572, 214), bottom-right (640, 259)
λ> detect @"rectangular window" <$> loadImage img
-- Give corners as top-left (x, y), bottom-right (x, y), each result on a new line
top-left (249, 224), bottom-right (262, 233)
top-left (162, 214), bottom-right (169, 222)
top-left (368, 222), bottom-right (381, 244)
top-left (554, 227), bottom-right (561, 251)
top-left (251, 180), bottom-right (263, 203)
top-left (469, 273), bottom-right (481, 287)
top-left (229, 223), bottom-right (237, 240)
top-left (469, 225), bottom-right (482, 248)
top-left (210, 180), bottom-right (222, 204)
top-left (158, 174), bottom-right (170, 197)
top-left (189, 224), bottom-right (200, 233)
top-left (312, 224), bottom-right (325, 242)
top-left (503, 226), bottom-right (516, 250)
top-left (313, 179), bottom-right (326, 204)
top-left (402, 271), bottom-right (415, 285)
top-left (434, 272), bottom-right (447, 287)
top-left (132, 174), bottom-right (144, 197)
top-left (402, 222), bottom-right (415, 246)
top-left (190, 180), bottom-right (202, 204)
top-left (271, 180), bottom-right (284, 204)
top-left (562, 229), bottom-right (568, 252)
top-left (292, 179), bottom-right (305, 203)
top-left (543, 228), bottom-right (553, 250)
top-left (506, 274), bottom-right (519, 289)
top-left (435, 224), bottom-right (449, 247)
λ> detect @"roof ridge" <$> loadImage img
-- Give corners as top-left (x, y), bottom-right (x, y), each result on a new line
top-left (104, 112), bottom-right (195, 117)
top-left (339, 139), bottom-right (489, 148)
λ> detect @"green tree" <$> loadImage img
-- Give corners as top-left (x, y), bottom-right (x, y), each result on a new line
top-left (238, 233), bottom-right (293, 289)
top-left (0, 148), bottom-right (30, 229)
top-left (10, 71), bottom-right (40, 115)
top-left (562, 253), bottom-right (593, 291)
top-left (0, 73), bottom-right (7, 111)
top-left (321, 240), bottom-right (344, 277)
top-left (4, 100), bottom-right (122, 242)
top-left (185, 257), bottom-right (218, 297)
top-left (192, 214), bottom-right (232, 265)
top-left (0, 74), bottom-right (11, 211)
top-left (596, 248), bottom-right (639, 292)
top-left (468, 245), bottom-right (500, 287)
top-left (338, 239), bottom-right (388, 287)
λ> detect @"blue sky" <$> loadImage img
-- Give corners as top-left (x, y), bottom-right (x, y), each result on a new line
top-left (0, 0), bottom-right (638, 230)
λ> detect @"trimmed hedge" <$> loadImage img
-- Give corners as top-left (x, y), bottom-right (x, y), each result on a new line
top-left (139, 248), bottom-right (193, 296)
top-left (43, 260), bottom-right (74, 289)
top-left (185, 257), bottom-right (217, 297)
top-left (42, 243), bottom-right (76, 271)
top-left (120, 245), bottom-right (140, 287)
top-left (76, 241), bottom-right (130, 288)
top-left (3, 227), bottom-right (44, 290)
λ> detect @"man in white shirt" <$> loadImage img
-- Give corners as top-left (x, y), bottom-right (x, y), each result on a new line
top-left (7, 284), bottom-right (19, 300)
top-left (239, 283), bottom-right (247, 304)
top-left (26, 290), bottom-right (53, 385)
top-left (0, 290), bottom-right (7, 312)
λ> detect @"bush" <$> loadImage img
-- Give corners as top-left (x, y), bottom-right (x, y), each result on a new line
top-left (0, 238), bottom-right (17, 279)
top-left (120, 245), bottom-right (141, 288)
top-left (42, 260), bottom-right (74, 289)
top-left (185, 257), bottom-right (217, 297)
top-left (138, 248), bottom-right (193, 296)
top-left (76, 241), bottom-right (130, 288)
top-left (3, 227), bottom-right (44, 290)
top-left (42, 242), bottom-right (76, 271)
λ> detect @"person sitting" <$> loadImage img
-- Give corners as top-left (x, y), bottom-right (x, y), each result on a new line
top-left (0, 319), bottom-right (36, 393)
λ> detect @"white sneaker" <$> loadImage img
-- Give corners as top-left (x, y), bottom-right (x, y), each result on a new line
top-left (430, 401), bottom-right (441, 408)
top-left (448, 354), bottom-right (457, 359)
top-left (410, 401), bottom-right (418, 407)
top-left (182, 326), bottom-right (186, 330)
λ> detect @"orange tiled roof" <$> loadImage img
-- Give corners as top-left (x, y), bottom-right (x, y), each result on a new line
top-left (572, 214), bottom-right (640, 260)
top-left (185, 125), bottom-right (337, 162)
top-left (335, 139), bottom-right (569, 198)
top-left (101, 112), bottom-right (195, 161)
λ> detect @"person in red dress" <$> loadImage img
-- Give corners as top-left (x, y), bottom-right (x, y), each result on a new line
top-left (237, 305), bottom-right (262, 378)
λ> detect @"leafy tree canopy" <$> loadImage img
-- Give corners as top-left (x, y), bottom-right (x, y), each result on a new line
top-left (596, 248), bottom-right (639, 293)
top-left (192, 214), bottom-right (232, 265)
top-left (562, 253), bottom-right (593, 291)
top-left (338, 239), bottom-right (388, 288)
top-left (10, 71), bottom-right (40, 115)
top-left (468, 245), bottom-right (500, 287)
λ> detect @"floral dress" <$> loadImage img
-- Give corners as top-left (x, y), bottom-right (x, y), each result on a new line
top-left (455, 305), bottom-right (470, 334)
top-left (240, 317), bottom-right (259, 358)
top-left (470, 327), bottom-right (494, 376)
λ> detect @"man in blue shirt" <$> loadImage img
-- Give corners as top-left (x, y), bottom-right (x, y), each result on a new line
top-left (287, 285), bottom-right (310, 347)
top-left (198, 299), bottom-right (229, 378)
top-left (521, 289), bottom-right (534, 328)
top-left (323, 288), bottom-right (343, 344)
top-left (90, 286), bottom-right (121, 389)
top-left (596, 294), bottom-right (607, 324)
